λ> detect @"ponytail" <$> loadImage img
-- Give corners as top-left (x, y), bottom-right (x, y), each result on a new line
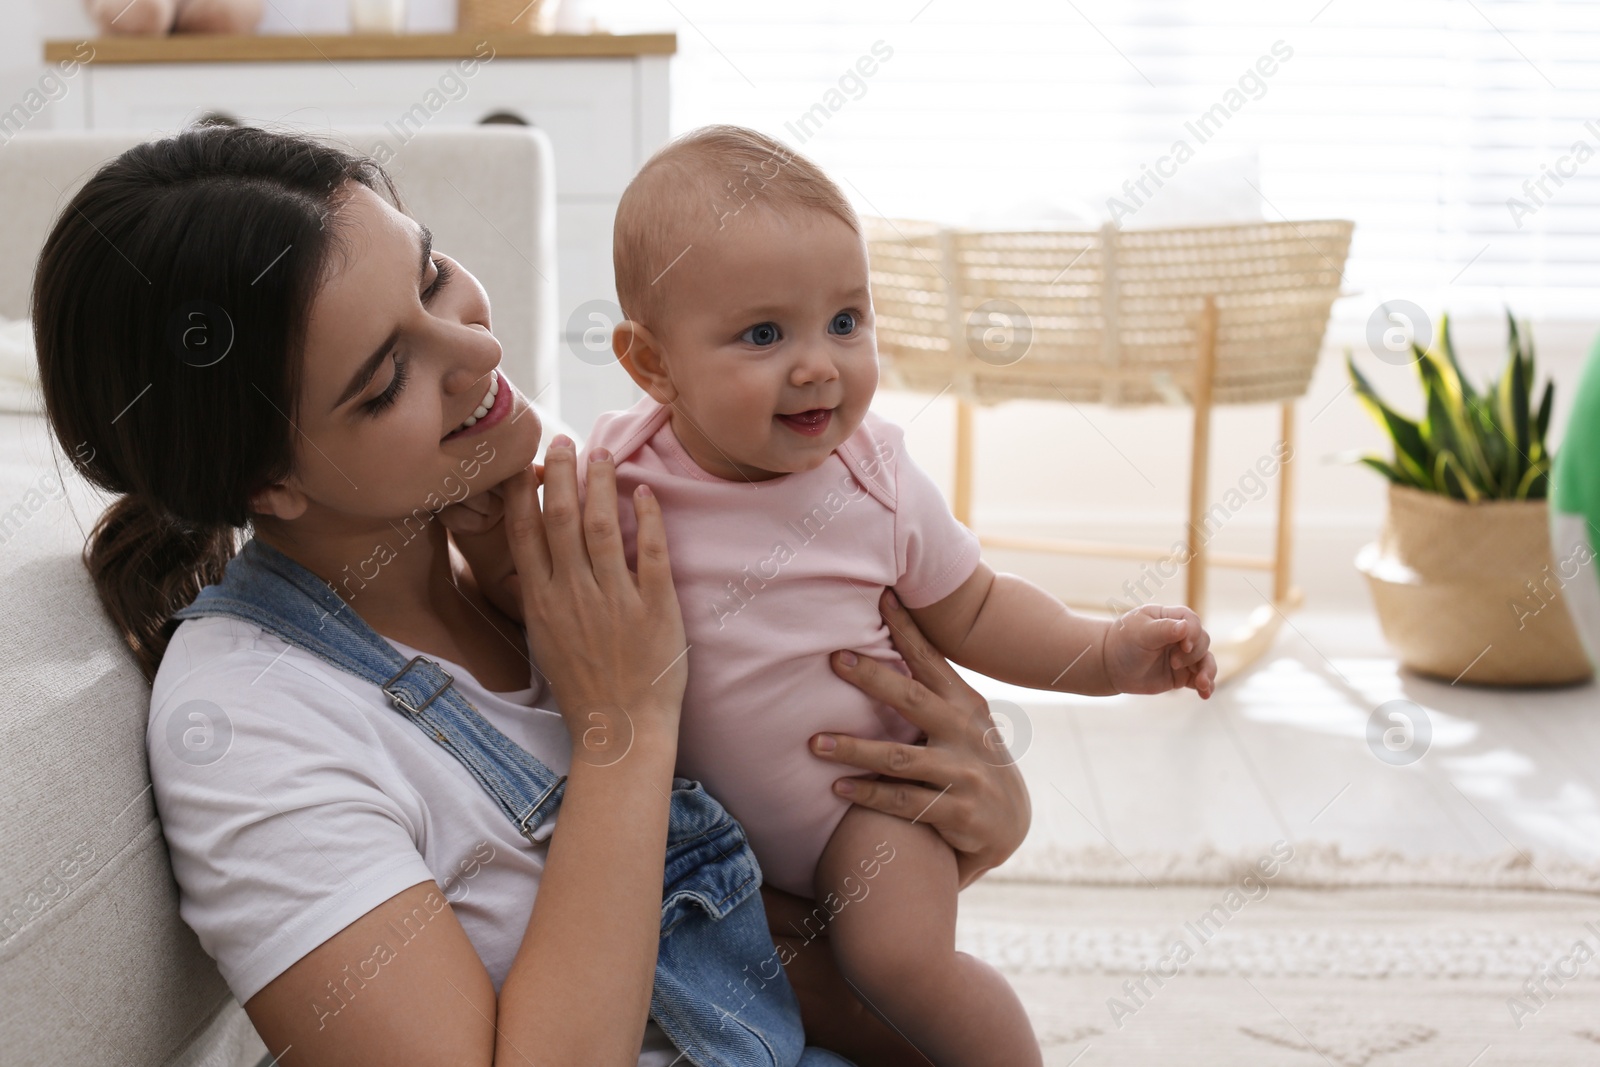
top-left (83, 494), bottom-right (239, 684)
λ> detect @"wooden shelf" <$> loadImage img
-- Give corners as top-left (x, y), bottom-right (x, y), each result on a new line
top-left (44, 31), bottom-right (676, 64)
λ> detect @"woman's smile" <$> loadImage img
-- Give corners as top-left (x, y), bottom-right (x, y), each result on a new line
top-left (442, 367), bottom-right (511, 442)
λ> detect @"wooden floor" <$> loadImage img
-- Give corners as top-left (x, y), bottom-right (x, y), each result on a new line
top-left (962, 609), bottom-right (1600, 876)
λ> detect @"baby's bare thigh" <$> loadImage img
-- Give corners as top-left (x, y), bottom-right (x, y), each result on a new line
top-left (816, 804), bottom-right (959, 965)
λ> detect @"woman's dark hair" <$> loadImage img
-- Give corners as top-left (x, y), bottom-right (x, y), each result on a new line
top-left (32, 119), bottom-right (403, 684)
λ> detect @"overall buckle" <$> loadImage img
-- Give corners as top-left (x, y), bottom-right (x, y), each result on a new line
top-left (517, 775), bottom-right (568, 841)
top-left (382, 654), bottom-right (453, 715)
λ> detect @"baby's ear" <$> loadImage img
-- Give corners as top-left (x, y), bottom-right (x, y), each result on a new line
top-left (613, 320), bottom-right (677, 403)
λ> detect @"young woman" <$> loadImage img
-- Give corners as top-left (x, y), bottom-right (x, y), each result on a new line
top-left (30, 121), bottom-right (1031, 1066)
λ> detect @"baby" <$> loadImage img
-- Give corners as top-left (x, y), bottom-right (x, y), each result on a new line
top-left (455, 125), bottom-right (1216, 1064)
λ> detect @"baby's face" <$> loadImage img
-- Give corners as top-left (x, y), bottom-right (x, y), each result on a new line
top-left (647, 207), bottom-right (877, 482)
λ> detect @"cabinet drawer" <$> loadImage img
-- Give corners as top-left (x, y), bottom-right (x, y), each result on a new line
top-left (84, 58), bottom-right (638, 197)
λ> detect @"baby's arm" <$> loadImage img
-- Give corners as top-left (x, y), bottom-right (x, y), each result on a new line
top-left (903, 561), bottom-right (1216, 698)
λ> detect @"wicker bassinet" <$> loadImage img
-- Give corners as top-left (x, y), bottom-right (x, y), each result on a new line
top-left (865, 217), bottom-right (1355, 408)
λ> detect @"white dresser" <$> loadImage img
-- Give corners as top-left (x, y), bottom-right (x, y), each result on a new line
top-left (43, 32), bottom-right (667, 431)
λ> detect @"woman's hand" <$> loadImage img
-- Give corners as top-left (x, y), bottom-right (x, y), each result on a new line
top-left (810, 588), bottom-right (1030, 888)
top-left (499, 437), bottom-right (688, 748)
top-left (438, 483), bottom-right (523, 624)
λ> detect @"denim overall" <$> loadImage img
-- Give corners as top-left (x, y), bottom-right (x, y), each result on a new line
top-left (171, 535), bottom-right (854, 1067)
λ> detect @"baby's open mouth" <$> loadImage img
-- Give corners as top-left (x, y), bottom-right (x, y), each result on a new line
top-left (776, 408), bottom-right (833, 436)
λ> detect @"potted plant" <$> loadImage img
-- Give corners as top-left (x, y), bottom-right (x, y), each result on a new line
top-left (1347, 310), bottom-right (1592, 685)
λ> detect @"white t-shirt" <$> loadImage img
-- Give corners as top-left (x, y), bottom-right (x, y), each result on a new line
top-left (147, 613), bottom-right (680, 1065)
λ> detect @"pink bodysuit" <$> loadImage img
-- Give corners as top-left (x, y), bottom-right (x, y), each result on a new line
top-left (578, 395), bottom-right (982, 897)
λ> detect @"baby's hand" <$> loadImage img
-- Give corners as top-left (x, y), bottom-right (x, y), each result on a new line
top-left (1102, 604), bottom-right (1216, 699)
top-left (438, 481), bottom-right (524, 624)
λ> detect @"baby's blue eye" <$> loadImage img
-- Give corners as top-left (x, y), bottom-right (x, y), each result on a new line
top-left (829, 311), bottom-right (857, 336)
top-left (742, 322), bottom-right (781, 346)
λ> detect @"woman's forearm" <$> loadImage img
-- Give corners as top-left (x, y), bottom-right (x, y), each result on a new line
top-left (495, 719), bottom-right (680, 1064)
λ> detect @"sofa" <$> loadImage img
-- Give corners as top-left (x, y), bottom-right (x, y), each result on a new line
top-left (0, 124), bottom-right (569, 1067)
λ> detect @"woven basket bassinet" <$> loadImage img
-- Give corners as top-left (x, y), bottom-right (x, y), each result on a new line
top-left (865, 218), bottom-right (1355, 407)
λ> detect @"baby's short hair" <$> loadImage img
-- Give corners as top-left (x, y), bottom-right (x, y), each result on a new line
top-left (613, 124), bottom-right (861, 329)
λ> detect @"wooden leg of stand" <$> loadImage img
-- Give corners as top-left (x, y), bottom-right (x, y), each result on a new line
top-left (1211, 391), bottom-right (1298, 685)
top-left (954, 396), bottom-right (975, 527)
top-left (1185, 297), bottom-right (1219, 619)
top-left (1275, 400), bottom-right (1296, 604)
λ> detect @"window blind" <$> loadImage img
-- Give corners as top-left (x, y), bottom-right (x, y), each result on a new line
top-left (598, 0), bottom-right (1600, 332)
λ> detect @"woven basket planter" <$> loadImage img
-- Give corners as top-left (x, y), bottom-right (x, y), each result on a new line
top-left (457, 0), bottom-right (555, 32)
top-left (1356, 484), bottom-right (1593, 686)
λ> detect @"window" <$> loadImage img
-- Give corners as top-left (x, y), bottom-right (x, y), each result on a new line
top-left (604, 0), bottom-right (1600, 336)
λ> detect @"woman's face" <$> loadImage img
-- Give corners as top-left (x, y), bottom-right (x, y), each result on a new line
top-left (251, 181), bottom-right (541, 529)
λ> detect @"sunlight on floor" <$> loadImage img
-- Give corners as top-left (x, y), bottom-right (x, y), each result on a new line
top-left (958, 611), bottom-right (1600, 871)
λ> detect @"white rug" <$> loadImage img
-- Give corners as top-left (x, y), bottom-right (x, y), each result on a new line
top-left (958, 878), bottom-right (1600, 1066)
top-left (989, 840), bottom-right (1600, 896)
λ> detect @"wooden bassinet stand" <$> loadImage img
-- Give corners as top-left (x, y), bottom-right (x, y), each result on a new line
top-left (866, 217), bottom-right (1355, 685)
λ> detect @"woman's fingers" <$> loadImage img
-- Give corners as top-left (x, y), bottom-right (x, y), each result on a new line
top-left (437, 485), bottom-right (505, 536)
top-left (809, 730), bottom-right (948, 783)
top-left (581, 448), bottom-right (633, 594)
top-left (828, 773), bottom-right (952, 824)
top-left (830, 645), bottom-right (958, 738)
top-left (631, 483), bottom-right (677, 608)
top-left (436, 502), bottom-right (495, 537)
top-left (876, 588), bottom-right (990, 714)
top-left (500, 463), bottom-right (552, 584)
top-left (539, 436), bottom-right (594, 577)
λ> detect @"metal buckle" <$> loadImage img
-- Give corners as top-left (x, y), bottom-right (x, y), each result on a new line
top-left (517, 774), bottom-right (568, 841)
top-left (382, 654), bottom-right (453, 716)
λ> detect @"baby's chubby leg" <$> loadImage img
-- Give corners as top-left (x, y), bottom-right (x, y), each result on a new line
top-left (815, 804), bottom-right (1041, 1066)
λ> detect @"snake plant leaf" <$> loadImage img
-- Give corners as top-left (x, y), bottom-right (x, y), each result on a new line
top-left (1511, 308), bottom-right (1537, 398)
top-left (1358, 455), bottom-right (1417, 487)
top-left (1431, 450), bottom-right (1459, 498)
top-left (1490, 353), bottom-right (1522, 496)
top-left (1515, 460), bottom-right (1548, 501)
top-left (1421, 354), bottom-right (1497, 494)
top-left (1511, 310), bottom-right (1542, 424)
top-left (1348, 352), bottom-right (1433, 486)
top-left (1434, 448), bottom-right (1483, 502)
top-left (1436, 312), bottom-right (1476, 403)
top-left (1419, 329), bottom-right (1467, 414)
top-left (1477, 393), bottom-right (1516, 489)
top-left (1496, 337), bottom-right (1532, 462)
top-left (1534, 379), bottom-right (1554, 448)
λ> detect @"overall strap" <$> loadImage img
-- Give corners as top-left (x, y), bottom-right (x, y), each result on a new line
top-left (170, 536), bottom-right (566, 840)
